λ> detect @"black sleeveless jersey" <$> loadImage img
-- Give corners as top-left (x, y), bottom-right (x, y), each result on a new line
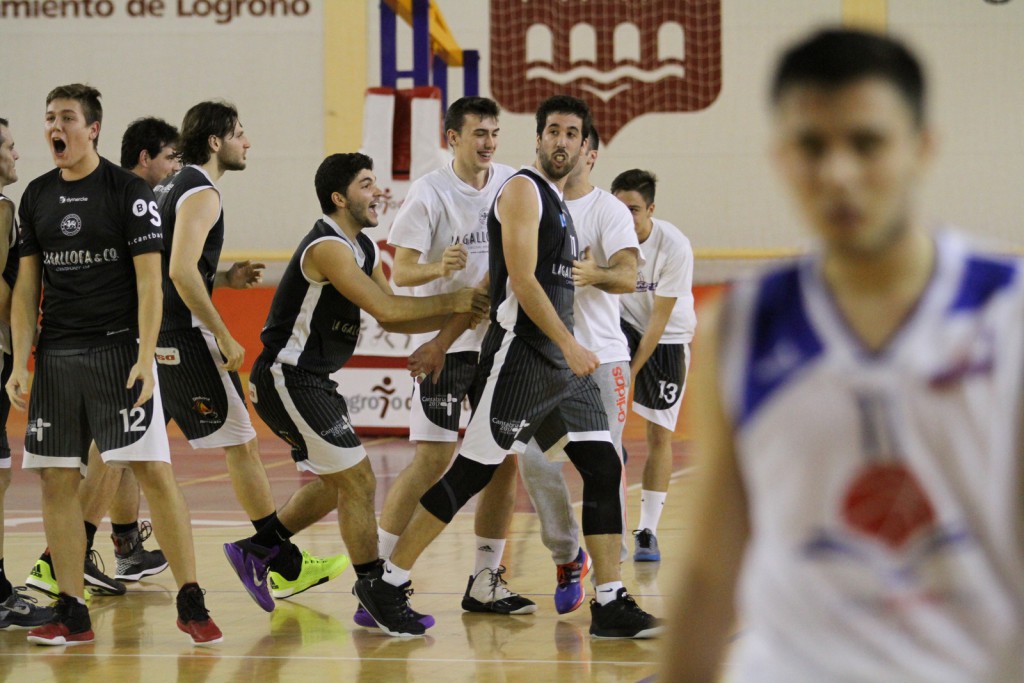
top-left (17, 158), bottom-right (163, 349)
top-left (259, 218), bottom-right (377, 376)
top-left (486, 167), bottom-right (577, 367)
top-left (0, 193), bottom-right (18, 289)
top-left (153, 165), bottom-right (225, 332)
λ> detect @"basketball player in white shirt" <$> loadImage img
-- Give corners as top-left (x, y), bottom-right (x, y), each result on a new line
top-left (661, 28), bottom-right (1024, 681)
top-left (611, 169), bottom-right (696, 561)
top-left (382, 97), bottom-right (535, 618)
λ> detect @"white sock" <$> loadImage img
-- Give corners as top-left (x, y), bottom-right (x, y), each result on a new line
top-left (378, 528), bottom-right (400, 561)
top-left (595, 581), bottom-right (624, 605)
top-left (637, 490), bottom-right (667, 533)
top-left (474, 536), bottom-right (505, 574)
top-left (382, 559), bottom-right (410, 587)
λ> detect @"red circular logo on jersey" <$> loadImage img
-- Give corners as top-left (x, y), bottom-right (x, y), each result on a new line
top-left (841, 463), bottom-right (935, 550)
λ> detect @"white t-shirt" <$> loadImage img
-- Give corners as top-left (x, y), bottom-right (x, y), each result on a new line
top-left (388, 161), bottom-right (516, 354)
top-left (620, 217), bottom-right (696, 344)
top-left (566, 187), bottom-right (641, 364)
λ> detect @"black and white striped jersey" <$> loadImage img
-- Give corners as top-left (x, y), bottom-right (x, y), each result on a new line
top-left (154, 165), bottom-right (224, 332)
top-left (258, 217), bottom-right (378, 376)
top-left (486, 167), bottom-right (578, 368)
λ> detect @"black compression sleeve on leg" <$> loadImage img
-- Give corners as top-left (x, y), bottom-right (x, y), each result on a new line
top-left (564, 441), bottom-right (624, 535)
top-left (419, 455), bottom-right (500, 524)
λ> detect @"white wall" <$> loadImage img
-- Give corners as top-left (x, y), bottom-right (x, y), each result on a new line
top-left (373, 0), bottom-right (1024, 252)
top-left (2, 0), bottom-right (1021, 257)
top-left (0, 0), bottom-right (324, 255)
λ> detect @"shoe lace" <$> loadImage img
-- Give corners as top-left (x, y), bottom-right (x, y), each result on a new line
top-left (86, 548), bottom-right (106, 572)
top-left (178, 586), bottom-right (211, 622)
top-left (556, 559), bottom-right (583, 587)
top-left (11, 586), bottom-right (43, 607)
top-left (633, 529), bottom-right (653, 548)
top-left (488, 566), bottom-right (520, 600)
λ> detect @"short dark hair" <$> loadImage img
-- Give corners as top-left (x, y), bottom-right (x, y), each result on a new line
top-left (0, 118), bottom-right (8, 145)
top-left (535, 95), bottom-right (592, 139)
top-left (771, 28), bottom-right (926, 126)
top-left (444, 97), bottom-right (500, 135)
top-left (588, 125), bottom-right (601, 152)
top-left (611, 169), bottom-right (657, 206)
top-left (120, 117), bottom-right (179, 169)
top-left (315, 153), bottom-right (374, 214)
top-left (46, 84), bottom-right (102, 146)
top-left (178, 101), bottom-right (239, 166)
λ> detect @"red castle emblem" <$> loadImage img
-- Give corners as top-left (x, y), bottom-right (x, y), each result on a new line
top-left (489, 0), bottom-right (722, 143)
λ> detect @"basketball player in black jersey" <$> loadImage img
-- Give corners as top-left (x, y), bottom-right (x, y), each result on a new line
top-left (355, 96), bottom-right (661, 639)
top-left (47, 117), bottom-right (183, 587)
top-left (7, 84), bottom-right (221, 646)
top-left (0, 118), bottom-right (54, 630)
top-left (223, 152), bottom-right (486, 617)
top-left (155, 102), bottom-right (346, 605)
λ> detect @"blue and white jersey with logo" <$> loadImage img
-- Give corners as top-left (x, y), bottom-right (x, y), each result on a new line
top-left (718, 230), bottom-right (1024, 682)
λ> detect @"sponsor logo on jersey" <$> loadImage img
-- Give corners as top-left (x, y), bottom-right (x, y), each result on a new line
top-left (489, 0), bottom-right (721, 142)
top-left (490, 417), bottom-right (530, 436)
top-left (42, 248), bottom-right (120, 267)
top-left (60, 213), bottom-right (82, 236)
top-left (155, 346), bottom-right (181, 365)
top-left (191, 396), bottom-right (220, 421)
top-left (58, 196), bottom-right (88, 204)
top-left (422, 392), bottom-right (459, 417)
top-left (320, 414), bottom-right (355, 438)
top-left (635, 275), bottom-right (657, 292)
top-left (27, 417), bottom-right (52, 441)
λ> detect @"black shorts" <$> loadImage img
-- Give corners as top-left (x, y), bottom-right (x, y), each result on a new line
top-left (22, 343), bottom-right (171, 468)
top-left (622, 320), bottom-right (690, 430)
top-left (249, 356), bottom-right (365, 475)
top-left (460, 329), bottom-right (611, 464)
top-left (0, 351), bottom-right (11, 465)
top-left (157, 326), bottom-right (257, 448)
top-left (409, 350), bottom-right (481, 442)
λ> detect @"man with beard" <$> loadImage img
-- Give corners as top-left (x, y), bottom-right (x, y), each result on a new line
top-left (155, 102), bottom-right (347, 608)
top-left (355, 95), bottom-right (662, 640)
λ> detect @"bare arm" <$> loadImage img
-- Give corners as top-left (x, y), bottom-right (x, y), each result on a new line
top-left (304, 239), bottom-right (485, 326)
top-left (391, 244), bottom-right (467, 288)
top-left (128, 252), bottom-right (163, 408)
top-left (572, 246), bottom-right (638, 294)
top-left (0, 200), bottom-right (12, 324)
top-left (500, 177), bottom-right (597, 377)
top-left (5, 254), bottom-right (42, 411)
top-left (659, 300), bottom-right (749, 682)
top-left (167, 188), bottom-right (244, 370)
top-left (630, 294), bottom-right (677, 377)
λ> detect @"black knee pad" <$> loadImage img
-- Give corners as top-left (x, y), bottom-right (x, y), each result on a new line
top-left (419, 455), bottom-right (499, 524)
top-left (565, 441), bottom-right (623, 535)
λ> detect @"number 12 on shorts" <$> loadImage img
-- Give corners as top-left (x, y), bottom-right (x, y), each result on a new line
top-left (120, 407), bottom-right (146, 432)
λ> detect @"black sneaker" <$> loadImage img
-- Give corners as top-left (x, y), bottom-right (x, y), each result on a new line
top-left (176, 584), bottom-right (224, 646)
top-left (26, 593), bottom-right (94, 646)
top-left (461, 566), bottom-right (537, 614)
top-left (85, 549), bottom-right (127, 596)
top-left (113, 521), bottom-right (169, 581)
top-left (589, 587), bottom-right (663, 639)
top-left (353, 575), bottom-right (427, 637)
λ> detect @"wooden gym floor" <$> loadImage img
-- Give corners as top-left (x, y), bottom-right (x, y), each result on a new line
top-left (0, 404), bottom-right (692, 682)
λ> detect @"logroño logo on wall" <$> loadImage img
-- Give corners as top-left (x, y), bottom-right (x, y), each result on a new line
top-left (489, 0), bottom-right (722, 143)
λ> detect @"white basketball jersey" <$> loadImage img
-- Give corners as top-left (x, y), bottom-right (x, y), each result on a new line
top-left (718, 231), bottom-right (1024, 682)
top-left (388, 161), bottom-right (516, 354)
top-left (565, 187), bottom-right (640, 364)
